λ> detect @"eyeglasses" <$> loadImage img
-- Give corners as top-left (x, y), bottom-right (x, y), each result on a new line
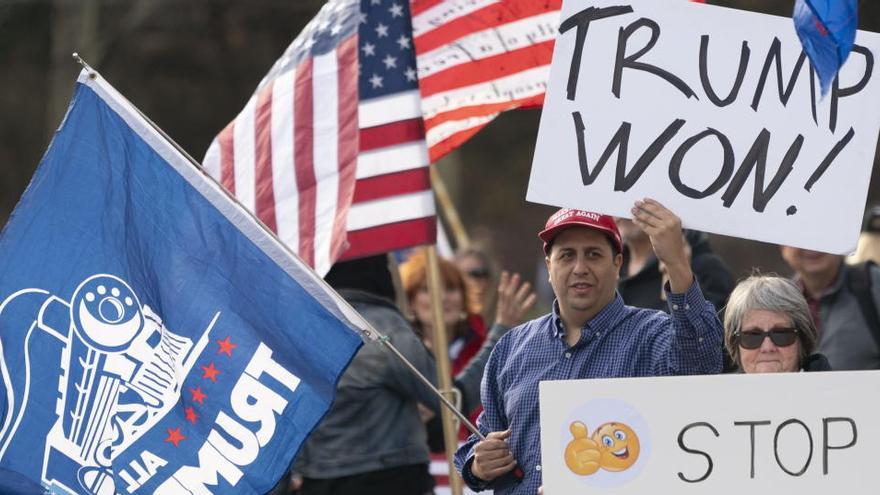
top-left (466, 267), bottom-right (490, 279)
top-left (735, 328), bottom-right (799, 350)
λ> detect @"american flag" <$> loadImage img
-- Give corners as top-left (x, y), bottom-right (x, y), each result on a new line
top-left (203, 0), bottom-right (435, 275)
top-left (411, 0), bottom-right (563, 162)
top-left (344, 0), bottom-right (436, 262)
top-left (410, 0), bottom-right (705, 162)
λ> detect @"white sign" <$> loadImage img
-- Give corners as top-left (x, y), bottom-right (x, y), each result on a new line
top-left (539, 371), bottom-right (880, 493)
top-left (527, 0), bottom-right (880, 254)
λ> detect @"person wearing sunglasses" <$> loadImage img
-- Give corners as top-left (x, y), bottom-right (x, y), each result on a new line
top-left (455, 247), bottom-right (498, 321)
top-left (723, 275), bottom-right (831, 373)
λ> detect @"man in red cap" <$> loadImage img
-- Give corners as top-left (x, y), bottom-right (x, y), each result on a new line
top-left (454, 198), bottom-right (723, 495)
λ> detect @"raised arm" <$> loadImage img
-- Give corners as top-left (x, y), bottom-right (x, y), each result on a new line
top-left (630, 198), bottom-right (693, 293)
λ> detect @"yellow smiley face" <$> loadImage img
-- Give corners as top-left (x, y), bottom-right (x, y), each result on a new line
top-left (592, 422), bottom-right (640, 472)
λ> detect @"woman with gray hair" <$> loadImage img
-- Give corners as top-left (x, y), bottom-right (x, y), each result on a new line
top-left (724, 275), bottom-right (831, 373)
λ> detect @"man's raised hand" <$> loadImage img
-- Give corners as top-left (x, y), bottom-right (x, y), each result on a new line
top-left (631, 198), bottom-right (693, 293)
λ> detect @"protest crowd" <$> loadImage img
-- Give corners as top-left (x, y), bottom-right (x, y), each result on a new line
top-left (1, 0), bottom-right (879, 494)
top-left (262, 198), bottom-right (880, 495)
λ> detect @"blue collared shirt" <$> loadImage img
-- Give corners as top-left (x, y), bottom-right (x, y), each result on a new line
top-left (454, 281), bottom-right (723, 494)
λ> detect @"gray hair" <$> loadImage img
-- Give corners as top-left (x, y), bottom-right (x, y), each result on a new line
top-left (723, 275), bottom-right (818, 369)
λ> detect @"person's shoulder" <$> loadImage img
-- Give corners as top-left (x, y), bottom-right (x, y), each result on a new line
top-left (620, 303), bottom-right (667, 321)
top-left (499, 313), bottom-right (554, 345)
top-left (844, 260), bottom-right (880, 290)
top-left (865, 260), bottom-right (880, 278)
top-left (342, 290), bottom-right (412, 333)
top-left (617, 304), bottom-right (677, 334)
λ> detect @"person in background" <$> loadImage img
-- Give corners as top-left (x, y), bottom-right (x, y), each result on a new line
top-left (455, 247), bottom-right (496, 321)
top-left (616, 219), bottom-right (734, 313)
top-left (723, 275), bottom-right (831, 373)
top-left (400, 248), bottom-right (536, 451)
top-left (848, 204), bottom-right (880, 266)
top-left (402, 250), bottom-right (487, 374)
top-left (455, 200), bottom-right (723, 495)
top-left (780, 242), bottom-right (880, 370)
top-left (284, 254), bottom-right (510, 495)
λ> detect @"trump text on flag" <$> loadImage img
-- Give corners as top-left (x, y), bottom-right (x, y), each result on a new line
top-left (0, 69), bottom-right (364, 495)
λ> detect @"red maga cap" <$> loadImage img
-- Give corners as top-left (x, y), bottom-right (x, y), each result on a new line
top-left (538, 209), bottom-right (622, 255)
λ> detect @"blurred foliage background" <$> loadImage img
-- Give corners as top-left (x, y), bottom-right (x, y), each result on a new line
top-left (1, 0), bottom-right (878, 292)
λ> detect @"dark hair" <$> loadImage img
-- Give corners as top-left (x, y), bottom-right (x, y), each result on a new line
top-left (324, 255), bottom-right (395, 301)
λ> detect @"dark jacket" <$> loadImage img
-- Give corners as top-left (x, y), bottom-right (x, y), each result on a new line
top-left (294, 289), bottom-right (508, 478)
top-left (619, 230), bottom-right (735, 313)
top-left (803, 353), bottom-right (833, 371)
top-left (796, 261), bottom-right (880, 370)
top-left (294, 289), bottom-right (439, 478)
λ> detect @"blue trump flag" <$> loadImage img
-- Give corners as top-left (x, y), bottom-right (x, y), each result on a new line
top-left (794, 0), bottom-right (859, 95)
top-left (0, 69), bottom-right (370, 494)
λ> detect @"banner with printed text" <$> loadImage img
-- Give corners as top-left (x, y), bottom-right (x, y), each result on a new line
top-left (527, 0), bottom-right (880, 254)
top-left (540, 371), bottom-right (880, 493)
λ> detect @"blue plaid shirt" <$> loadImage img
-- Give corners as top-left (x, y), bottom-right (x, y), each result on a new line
top-left (454, 281), bottom-right (723, 494)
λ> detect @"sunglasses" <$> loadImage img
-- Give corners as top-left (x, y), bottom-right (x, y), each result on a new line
top-left (466, 267), bottom-right (490, 279)
top-left (735, 327), bottom-right (799, 350)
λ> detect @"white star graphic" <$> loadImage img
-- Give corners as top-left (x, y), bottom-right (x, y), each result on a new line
top-left (382, 54), bottom-right (398, 69)
top-left (396, 34), bottom-right (411, 50)
top-left (330, 24), bottom-right (342, 35)
top-left (369, 73), bottom-right (384, 89)
top-left (389, 3), bottom-right (404, 17)
top-left (362, 42), bottom-right (376, 56)
top-left (375, 23), bottom-right (389, 38)
top-left (358, 12), bottom-right (368, 24)
top-left (370, 0), bottom-right (381, 4)
top-left (404, 67), bottom-right (417, 82)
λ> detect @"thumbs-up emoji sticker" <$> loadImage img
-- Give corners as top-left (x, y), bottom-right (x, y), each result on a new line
top-left (564, 421), bottom-right (640, 476)
top-left (564, 421), bottom-right (602, 475)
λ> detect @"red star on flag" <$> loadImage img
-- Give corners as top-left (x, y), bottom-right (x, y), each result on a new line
top-left (201, 362), bottom-right (220, 382)
top-left (217, 336), bottom-right (237, 357)
top-left (189, 386), bottom-right (207, 405)
top-left (165, 427), bottom-right (185, 447)
top-left (185, 406), bottom-right (199, 425)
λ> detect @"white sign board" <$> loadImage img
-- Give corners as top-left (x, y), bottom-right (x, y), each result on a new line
top-left (539, 371), bottom-right (880, 493)
top-left (527, 0), bottom-right (880, 254)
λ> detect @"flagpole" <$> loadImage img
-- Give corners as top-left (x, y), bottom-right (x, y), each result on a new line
top-left (430, 165), bottom-right (471, 250)
top-left (425, 246), bottom-right (465, 495)
top-left (69, 53), bottom-right (487, 442)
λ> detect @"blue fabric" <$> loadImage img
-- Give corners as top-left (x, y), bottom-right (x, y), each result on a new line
top-left (0, 79), bottom-right (362, 494)
top-left (793, 0), bottom-right (859, 95)
top-left (454, 282), bottom-right (723, 494)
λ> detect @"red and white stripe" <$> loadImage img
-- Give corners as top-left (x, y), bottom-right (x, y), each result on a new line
top-left (430, 450), bottom-right (486, 495)
top-left (411, 0), bottom-right (563, 162)
top-left (204, 38), bottom-right (361, 275)
top-left (340, 89), bottom-right (436, 261)
top-left (410, 0), bottom-right (704, 161)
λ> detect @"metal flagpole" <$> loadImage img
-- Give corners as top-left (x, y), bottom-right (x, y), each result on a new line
top-left (70, 53), bottom-right (488, 443)
top-left (425, 246), bottom-right (465, 495)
